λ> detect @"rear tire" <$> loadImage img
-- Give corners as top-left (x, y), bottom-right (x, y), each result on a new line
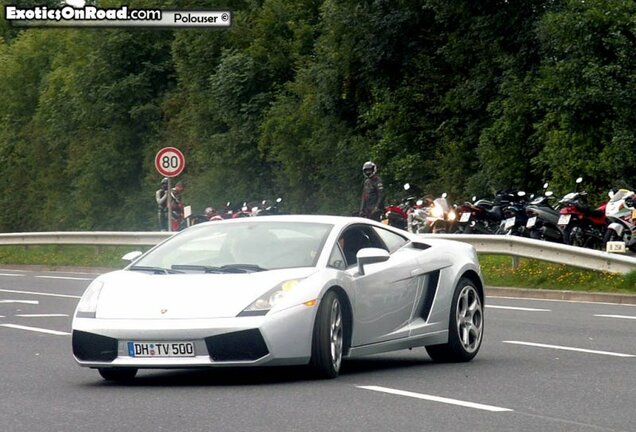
top-left (309, 291), bottom-right (344, 379)
top-left (98, 367), bottom-right (138, 382)
top-left (426, 278), bottom-right (484, 362)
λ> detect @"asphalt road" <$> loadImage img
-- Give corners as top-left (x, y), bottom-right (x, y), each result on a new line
top-left (1, 269), bottom-right (635, 432)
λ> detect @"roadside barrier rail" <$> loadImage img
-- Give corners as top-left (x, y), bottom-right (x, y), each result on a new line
top-left (0, 231), bottom-right (634, 274)
top-left (420, 234), bottom-right (636, 274)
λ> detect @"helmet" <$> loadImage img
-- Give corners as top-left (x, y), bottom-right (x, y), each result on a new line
top-left (205, 207), bottom-right (216, 215)
top-left (362, 161), bottom-right (376, 178)
top-left (160, 177), bottom-right (169, 189)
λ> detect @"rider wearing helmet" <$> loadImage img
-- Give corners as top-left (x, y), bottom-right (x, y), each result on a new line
top-left (155, 177), bottom-right (169, 230)
top-left (359, 161), bottom-right (385, 221)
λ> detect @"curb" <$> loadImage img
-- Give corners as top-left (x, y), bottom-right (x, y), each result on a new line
top-left (0, 264), bottom-right (116, 274)
top-left (486, 286), bottom-right (636, 306)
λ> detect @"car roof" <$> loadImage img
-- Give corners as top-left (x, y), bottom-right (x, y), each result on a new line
top-left (197, 214), bottom-right (374, 230)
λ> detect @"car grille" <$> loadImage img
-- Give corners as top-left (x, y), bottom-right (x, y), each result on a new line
top-left (204, 329), bottom-right (269, 361)
top-left (72, 330), bottom-right (118, 362)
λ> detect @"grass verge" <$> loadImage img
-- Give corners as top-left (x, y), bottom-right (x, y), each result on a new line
top-left (0, 246), bottom-right (633, 294)
top-left (480, 255), bottom-right (636, 294)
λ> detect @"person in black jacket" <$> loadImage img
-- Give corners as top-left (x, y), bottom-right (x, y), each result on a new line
top-left (359, 161), bottom-right (385, 221)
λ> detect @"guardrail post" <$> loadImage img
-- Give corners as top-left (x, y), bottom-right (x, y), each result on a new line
top-left (512, 256), bottom-right (520, 270)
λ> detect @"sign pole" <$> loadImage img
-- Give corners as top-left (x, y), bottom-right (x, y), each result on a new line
top-left (154, 147), bottom-right (185, 232)
top-left (167, 178), bottom-right (172, 232)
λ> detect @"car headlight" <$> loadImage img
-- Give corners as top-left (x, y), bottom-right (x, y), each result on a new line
top-left (239, 279), bottom-right (302, 316)
top-left (75, 280), bottom-right (104, 318)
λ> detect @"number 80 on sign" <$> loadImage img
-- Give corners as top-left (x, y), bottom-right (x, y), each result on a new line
top-left (155, 147), bottom-right (185, 178)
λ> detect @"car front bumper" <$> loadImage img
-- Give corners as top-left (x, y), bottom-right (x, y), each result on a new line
top-left (72, 303), bottom-right (317, 368)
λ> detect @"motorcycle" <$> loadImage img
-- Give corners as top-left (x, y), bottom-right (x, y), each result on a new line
top-left (253, 197), bottom-right (284, 216)
top-left (525, 183), bottom-right (563, 243)
top-left (426, 193), bottom-right (456, 233)
top-left (603, 188), bottom-right (636, 253)
top-left (408, 198), bottom-right (432, 234)
top-left (455, 195), bottom-right (504, 234)
top-left (383, 184), bottom-right (415, 230)
top-left (499, 191), bottom-right (530, 236)
top-left (557, 177), bottom-right (607, 250)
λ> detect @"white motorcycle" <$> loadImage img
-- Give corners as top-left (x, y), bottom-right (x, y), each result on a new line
top-left (604, 188), bottom-right (636, 253)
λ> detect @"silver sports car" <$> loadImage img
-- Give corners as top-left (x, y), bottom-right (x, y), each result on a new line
top-left (72, 215), bottom-right (484, 381)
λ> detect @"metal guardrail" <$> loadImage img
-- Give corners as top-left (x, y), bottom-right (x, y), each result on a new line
top-left (0, 231), bottom-right (634, 274)
top-left (0, 232), bottom-right (173, 246)
top-left (420, 234), bottom-right (636, 274)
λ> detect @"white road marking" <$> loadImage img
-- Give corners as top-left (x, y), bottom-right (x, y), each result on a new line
top-left (16, 314), bottom-right (69, 318)
top-left (489, 295), bottom-right (636, 307)
top-left (35, 276), bottom-right (93, 281)
top-left (503, 341), bottom-right (636, 358)
top-left (487, 305), bottom-right (551, 312)
top-left (0, 273), bottom-right (25, 277)
top-left (0, 324), bottom-right (70, 336)
top-left (357, 385), bottom-right (513, 412)
top-left (0, 289), bottom-right (81, 299)
top-left (594, 314), bottom-right (636, 320)
top-left (0, 300), bottom-right (39, 305)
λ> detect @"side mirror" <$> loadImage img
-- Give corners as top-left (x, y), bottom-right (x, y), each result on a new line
top-left (543, 182), bottom-right (549, 189)
top-left (404, 183), bottom-right (411, 191)
top-left (545, 191), bottom-right (553, 197)
top-left (356, 248), bottom-right (390, 276)
top-left (576, 177), bottom-right (583, 184)
top-left (122, 251), bottom-right (143, 263)
top-left (276, 197), bottom-right (282, 203)
top-left (518, 191), bottom-right (526, 197)
top-left (608, 190), bottom-right (614, 199)
top-left (472, 195), bottom-right (477, 202)
top-left (442, 192), bottom-right (448, 199)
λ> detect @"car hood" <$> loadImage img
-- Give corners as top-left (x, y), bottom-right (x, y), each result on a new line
top-left (95, 267), bottom-right (318, 319)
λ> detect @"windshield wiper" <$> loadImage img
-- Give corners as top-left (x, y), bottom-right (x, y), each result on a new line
top-left (170, 264), bottom-right (268, 274)
top-left (129, 266), bottom-right (183, 274)
top-left (171, 264), bottom-right (224, 273)
top-left (218, 264), bottom-right (268, 273)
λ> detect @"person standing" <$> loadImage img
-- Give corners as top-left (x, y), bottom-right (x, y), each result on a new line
top-left (359, 161), bottom-right (385, 221)
top-left (155, 177), bottom-right (169, 231)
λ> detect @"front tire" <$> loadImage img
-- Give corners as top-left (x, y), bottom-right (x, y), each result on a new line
top-left (98, 367), bottom-right (138, 382)
top-left (309, 291), bottom-right (344, 379)
top-left (426, 278), bottom-right (484, 362)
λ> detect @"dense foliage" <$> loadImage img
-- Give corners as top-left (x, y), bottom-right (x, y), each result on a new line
top-left (0, 0), bottom-right (634, 231)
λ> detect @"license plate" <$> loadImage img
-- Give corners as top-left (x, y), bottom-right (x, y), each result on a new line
top-left (504, 217), bottom-right (516, 230)
top-left (557, 214), bottom-right (571, 225)
top-left (606, 241), bottom-right (626, 253)
top-left (127, 341), bottom-right (195, 358)
top-left (459, 212), bottom-right (470, 223)
top-left (526, 216), bottom-right (537, 228)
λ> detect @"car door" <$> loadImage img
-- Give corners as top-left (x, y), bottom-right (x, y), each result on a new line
top-left (340, 224), bottom-right (421, 346)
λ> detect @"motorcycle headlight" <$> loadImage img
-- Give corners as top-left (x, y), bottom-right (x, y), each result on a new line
top-left (75, 280), bottom-right (104, 318)
top-left (239, 279), bottom-right (303, 316)
top-left (448, 210), bottom-right (456, 221)
top-left (431, 204), bottom-right (444, 219)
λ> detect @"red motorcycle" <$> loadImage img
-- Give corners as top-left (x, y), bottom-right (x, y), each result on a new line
top-left (557, 178), bottom-right (607, 249)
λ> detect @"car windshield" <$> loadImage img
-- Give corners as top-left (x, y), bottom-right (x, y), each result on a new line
top-left (131, 221), bottom-right (333, 272)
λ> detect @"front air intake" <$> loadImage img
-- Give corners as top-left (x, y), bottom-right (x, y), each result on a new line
top-left (72, 330), bottom-right (118, 362)
top-left (204, 329), bottom-right (269, 361)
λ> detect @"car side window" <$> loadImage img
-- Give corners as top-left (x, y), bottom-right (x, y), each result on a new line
top-left (327, 243), bottom-right (346, 270)
top-left (372, 227), bottom-right (408, 253)
top-left (338, 225), bottom-right (387, 267)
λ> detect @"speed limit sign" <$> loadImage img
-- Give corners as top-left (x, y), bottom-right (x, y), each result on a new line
top-left (155, 147), bottom-right (185, 178)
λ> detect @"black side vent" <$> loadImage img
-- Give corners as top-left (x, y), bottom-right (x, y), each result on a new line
top-left (419, 270), bottom-right (440, 322)
top-left (411, 242), bottom-right (431, 250)
top-left (204, 329), bottom-right (269, 361)
top-left (72, 330), bottom-right (118, 362)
